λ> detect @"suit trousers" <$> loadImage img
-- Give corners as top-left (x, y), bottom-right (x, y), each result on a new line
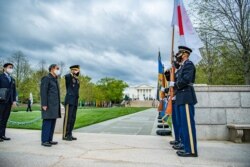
top-left (63, 104), bottom-right (77, 138)
top-left (41, 119), bottom-right (56, 143)
top-left (0, 101), bottom-right (12, 136)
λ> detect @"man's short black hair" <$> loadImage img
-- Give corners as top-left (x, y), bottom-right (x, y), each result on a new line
top-left (3, 63), bottom-right (14, 68)
top-left (48, 64), bottom-right (57, 72)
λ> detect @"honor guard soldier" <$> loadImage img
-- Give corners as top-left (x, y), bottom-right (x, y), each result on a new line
top-left (63, 65), bottom-right (80, 141)
top-left (166, 61), bottom-right (184, 150)
top-left (169, 46), bottom-right (198, 157)
top-left (0, 63), bottom-right (17, 142)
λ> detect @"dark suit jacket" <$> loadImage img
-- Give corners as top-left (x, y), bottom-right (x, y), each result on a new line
top-left (64, 73), bottom-right (80, 106)
top-left (0, 73), bottom-right (16, 104)
top-left (174, 60), bottom-right (197, 105)
top-left (40, 73), bottom-right (61, 119)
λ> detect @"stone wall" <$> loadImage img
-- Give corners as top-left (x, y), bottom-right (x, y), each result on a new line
top-left (195, 85), bottom-right (250, 140)
top-left (129, 100), bottom-right (155, 107)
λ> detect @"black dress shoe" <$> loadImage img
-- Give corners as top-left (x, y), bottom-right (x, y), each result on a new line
top-left (172, 143), bottom-right (184, 150)
top-left (41, 142), bottom-right (52, 147)
top-left (0, 138), bottom-right (3, 142)
top-left (157, 124), bottom-right (169, 128)
top-left (176, 150), bottom-right (185, 155)
top-left (170, 141), bottom-right (179, 145)
top-left (1, 136), bottom-right (11, 140)
top-left (177, 151), bottom-right (198, 157)
top-left (63, 137), bottom-right (72, 141)
top-left (49, 141), bottom-right (58, 145)
top-left (71, 136), bottom-right (77, 140)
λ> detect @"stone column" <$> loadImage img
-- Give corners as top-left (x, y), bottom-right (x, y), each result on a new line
top-left (55, 104), bottom-right (65, 134)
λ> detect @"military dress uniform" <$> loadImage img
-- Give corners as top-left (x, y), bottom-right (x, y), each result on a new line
top-left (170, 67), bottom-right (184, 149)
top-left (63, 65), bottom-right (80, 141)
top-left (172, 46), bottom-right (198, 157)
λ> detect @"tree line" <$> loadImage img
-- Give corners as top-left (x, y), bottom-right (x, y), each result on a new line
top-left (192, 0), bottom-right (249, 85)
top-left (0, 51), bottom-right (128, 105)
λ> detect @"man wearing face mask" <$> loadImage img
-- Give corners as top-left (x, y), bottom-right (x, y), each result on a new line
top-left (169, 46), bottom-right (198, 157)
top-left (63, 65), bottom-right (80, 141)
top-left (40, 64), bottom-right (61, 147)
top-left (0, 63), bottom-right (16, 142)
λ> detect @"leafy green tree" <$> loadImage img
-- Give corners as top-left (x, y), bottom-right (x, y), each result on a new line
top-left (78, 75), bottom-right (95, 103)
top-left (192, 0), bottom-right (250, 84)
top-left (96, 77), bottom-right (128, 103)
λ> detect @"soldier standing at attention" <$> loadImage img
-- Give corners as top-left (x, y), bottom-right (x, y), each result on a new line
top-left (169, 46), bottom-right (198, 157)
top-left (63, 65), bottom-right (80, 141)
top-left (40, 64), bottom-right (61, 147)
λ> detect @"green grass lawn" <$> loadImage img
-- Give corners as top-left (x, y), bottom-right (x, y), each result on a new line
top-left (7, 107), bottom-right (149, 130)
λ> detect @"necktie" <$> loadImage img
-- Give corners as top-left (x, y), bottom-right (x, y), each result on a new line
top-left (7, 75), bottom-right (11, 82)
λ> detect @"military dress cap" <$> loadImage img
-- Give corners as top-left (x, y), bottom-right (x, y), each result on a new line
top-left (70, 65), bottom-right (80, 69)
top-left (178, 46), bottom-right (192, 54)
top-left (3, 63), bottom-right (14, 68)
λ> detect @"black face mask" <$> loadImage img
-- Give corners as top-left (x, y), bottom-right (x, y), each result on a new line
top-left (176, 57), bottom-right (182, 63)
top-left (175, 52), bottom-right (183, 63)
top-left (173, 61), bottom-right (180, 69)
top-left (73, 71), bottom-right (80, 76)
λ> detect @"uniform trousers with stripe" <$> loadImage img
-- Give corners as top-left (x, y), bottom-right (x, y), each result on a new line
top-left (63, 104), bottom-right (77, 138)
top-left (41, 119), bottom-right (56, 143)
top-left (178, 104), bottom-right (197, 154)
top-left (172, 102), bottom-right (182, 143)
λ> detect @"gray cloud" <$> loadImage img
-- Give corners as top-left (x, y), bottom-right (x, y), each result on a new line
top-left (0, 0), bottom-right (191, 86)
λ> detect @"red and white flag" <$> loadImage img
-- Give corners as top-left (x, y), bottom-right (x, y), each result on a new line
top-left (171, 0), bottom-right (203, 64)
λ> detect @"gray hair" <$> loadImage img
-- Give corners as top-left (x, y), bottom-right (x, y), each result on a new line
top-left (48, 64), bottom-right (57, 72)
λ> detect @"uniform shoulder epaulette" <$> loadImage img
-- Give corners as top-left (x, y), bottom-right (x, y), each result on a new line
top-left (185, 60), bottom-right (194, 66)
top-left (64, 73), bottom-right (71, 78)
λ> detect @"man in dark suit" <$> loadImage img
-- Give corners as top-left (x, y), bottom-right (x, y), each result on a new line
top-left (0, 63), bottom-right (17, 142)
top-left (169, 46), bottom-right (198, 157)
top-left (40, 64), bottom-right (61, 147)
top-left (63, 65), bottom-right (80, 141)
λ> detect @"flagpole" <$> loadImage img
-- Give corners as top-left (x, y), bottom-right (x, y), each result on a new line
top-left (166, 26), bottom-right (175, 115)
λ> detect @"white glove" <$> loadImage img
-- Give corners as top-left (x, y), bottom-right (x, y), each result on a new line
top-left (161, 87), bottom-right (165, 92)
top-left (172, 96), bottom-right (176, 100)
top-left (169, 81), bottom-right (175, 87)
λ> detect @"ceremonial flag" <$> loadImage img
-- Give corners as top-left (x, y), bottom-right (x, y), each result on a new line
top-left (156, 51), bottom-right (164, 101)
top-left (171, 0), bottom-right (203, 64)
top-left (156, 51), bottom-right (167, 112)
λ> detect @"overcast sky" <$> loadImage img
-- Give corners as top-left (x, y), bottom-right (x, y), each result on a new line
top-left (0, 0), bottom-right (191, 86)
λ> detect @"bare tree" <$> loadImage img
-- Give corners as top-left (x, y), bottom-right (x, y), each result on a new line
top-left (40, 59), bottom-right (46, 73)
top-left (58, 61), bottom-right (66, 76)
top-left (192, 0), bottom-right (250, 84)
top-left (0, 58), bottom-right (4, 73)
top-left (8, 51), bottom-right (31, 88)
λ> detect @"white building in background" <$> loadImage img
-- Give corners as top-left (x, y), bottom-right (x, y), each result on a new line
top-left (124, 84), bottom-right (157, 101)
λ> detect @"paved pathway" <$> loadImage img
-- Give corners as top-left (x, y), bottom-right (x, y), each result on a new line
top-left (0, 129), bottom-right (250, 167)
top-left (1, 108), bottom-right (250, 167)
top-left (76, 108), bottom-right (160, 135)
